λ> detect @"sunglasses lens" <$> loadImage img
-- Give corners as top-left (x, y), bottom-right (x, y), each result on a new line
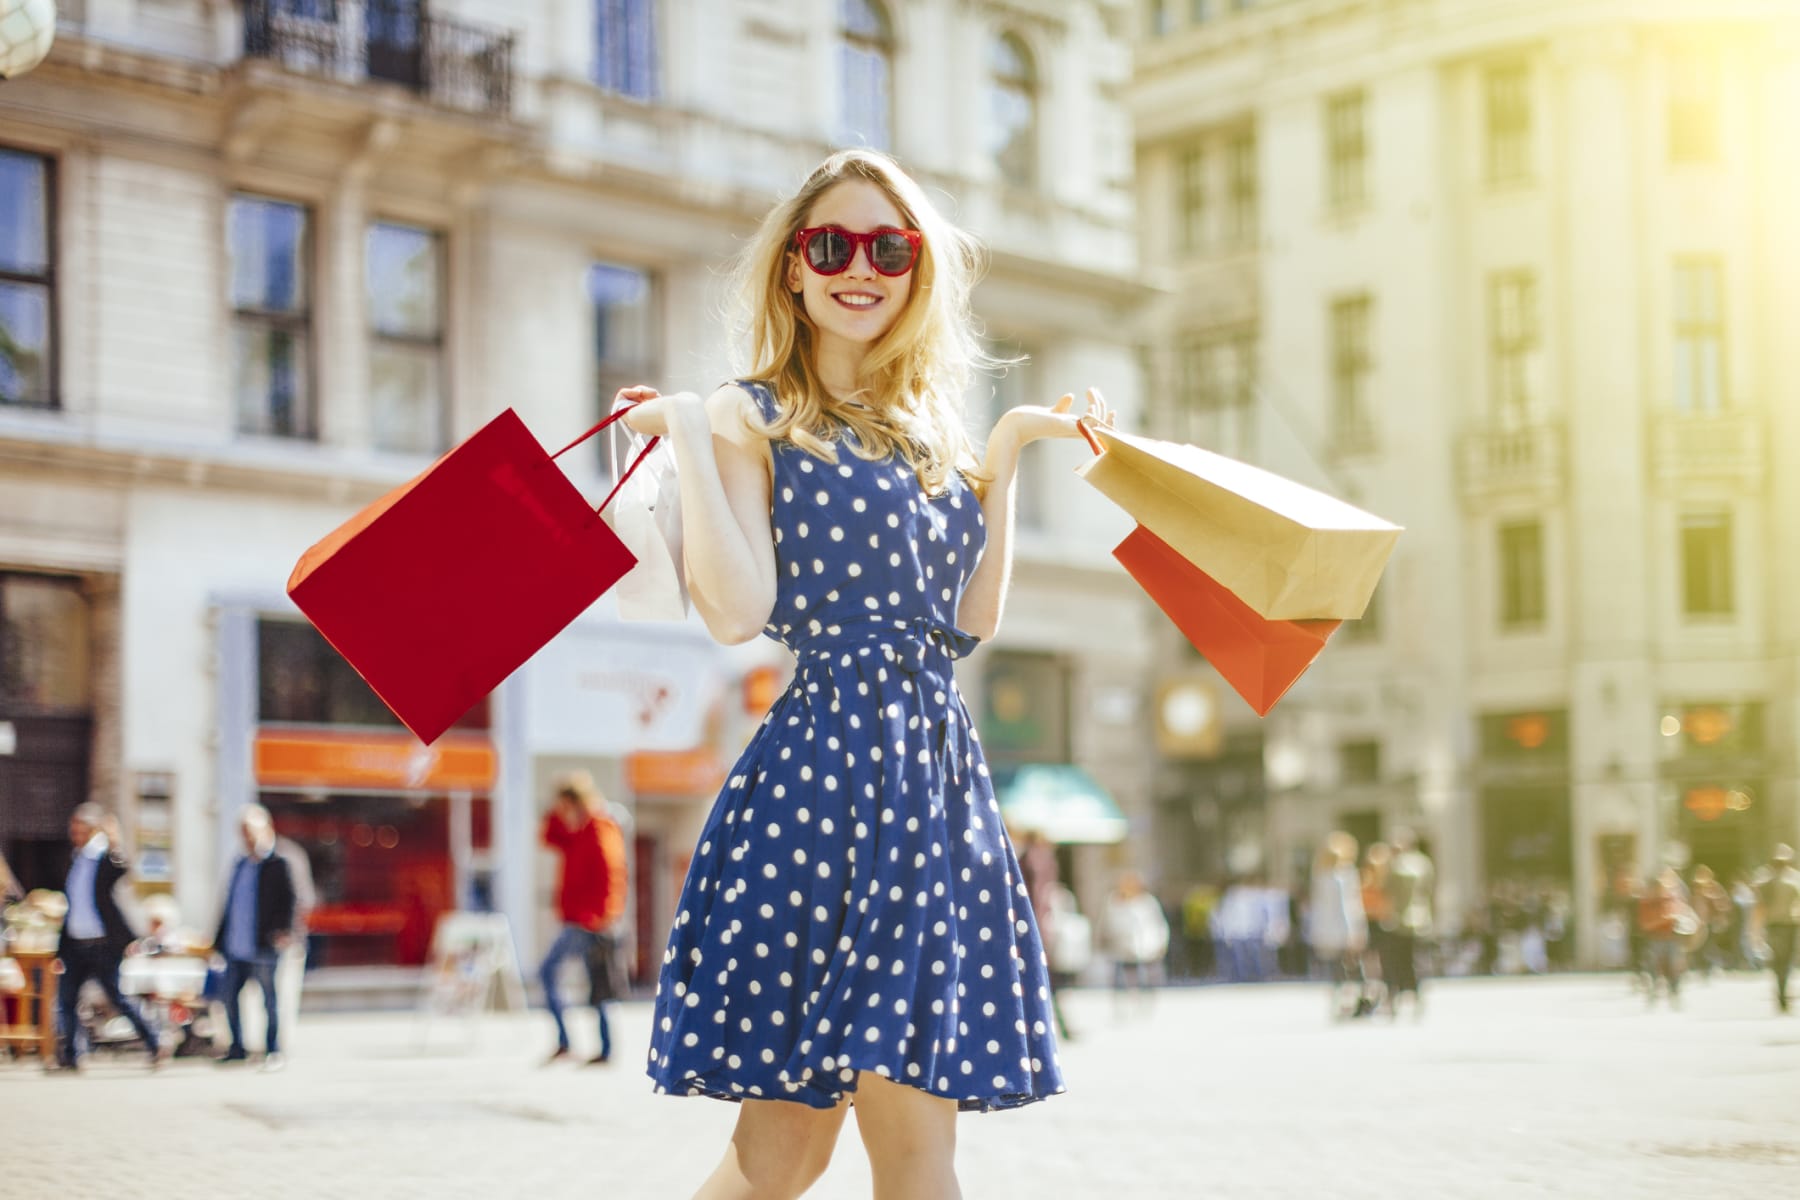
top-left (805, 230), bottom-right (851, 274)
top-left (871, 233), bottom-right (916, 275)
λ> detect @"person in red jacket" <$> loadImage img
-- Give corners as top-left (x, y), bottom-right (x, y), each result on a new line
top-left (540, 773), bottom-right (628, 1064)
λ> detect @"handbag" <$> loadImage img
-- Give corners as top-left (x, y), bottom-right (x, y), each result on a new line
top-left (1076, 422), bottom-right (1400, 620)
top-left (606, 400), bottom-right (689, 622)
top-left (584, 932), bottom-right (629, 1005)
top-left (287, 408), bottom-right (661, 744)
top-left (1112, 523), bottom-right (1339, 716)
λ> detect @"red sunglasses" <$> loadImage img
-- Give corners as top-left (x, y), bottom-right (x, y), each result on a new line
top-left (793, 226), bottom-right (923, 277)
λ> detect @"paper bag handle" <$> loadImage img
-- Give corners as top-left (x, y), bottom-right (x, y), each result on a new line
top-left (547, 405), bottom-right (664, 518)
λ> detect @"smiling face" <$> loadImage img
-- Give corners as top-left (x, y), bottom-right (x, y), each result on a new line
top-left (785, 179), bottom-right (916, 365)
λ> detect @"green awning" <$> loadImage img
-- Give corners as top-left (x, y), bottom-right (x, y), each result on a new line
top-left (996, 764), bottom-right (1128, 845)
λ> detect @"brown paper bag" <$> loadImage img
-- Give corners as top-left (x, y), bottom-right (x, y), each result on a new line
top-left (1076, 425), bottom-right (1401, 621)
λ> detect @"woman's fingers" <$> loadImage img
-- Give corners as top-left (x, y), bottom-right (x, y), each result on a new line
top-left (1050, 393), bottom-right (1075, 415)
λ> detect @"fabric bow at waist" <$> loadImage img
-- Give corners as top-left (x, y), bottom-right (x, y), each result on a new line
top-left (793, 616), bottom-right (982, 674)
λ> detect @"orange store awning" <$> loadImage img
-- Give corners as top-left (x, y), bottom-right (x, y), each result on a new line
top-left (628, 748), bottom-right (727, 797)
top-left (254, 729), bottom-right (496, 792)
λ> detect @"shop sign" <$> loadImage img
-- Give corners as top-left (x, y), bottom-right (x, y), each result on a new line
top-left (254, 729), bottom-right (496, 791)
top-left (524, 623), bottom-right (724, 755)
top-left (628, 748), bottom-right (728, 797)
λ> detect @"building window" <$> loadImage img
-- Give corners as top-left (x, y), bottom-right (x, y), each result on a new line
top-left (1668, 52), bottom-right (1719, 164)
top-left (838, 0), bottom-right (894, 150)
top-left (0, 573), bottom-right (92, 712)
top-left (1498, 519), bottom-right (1545, 630)
top-left (988, 340), bottom-right (1044, 529)
top-left (1325, 90), bottom-right (1367, 213)
top-left (1329, 294), bottom-right (1373, 451)
top-left (0, 149), bottom-right (55, 410)
top-left (1190, 0), bottom-right (1213, 23)
top-left (989, 33), bottom-right (1037, 189)
top-left (1339, 740), bottom-right (1381, 785)
top-left (1176, 143), bottom-right (1207, 256)
top-left (366, 221), bottom-right (445, 456)
top-left (1680, 510), bottom-right (1734, 618)
top-left (1673, 258), bottom-right (1724, 412)
top-left (589, 261), bottom-right (659, 472)
top-left (595, 0), bottom-right (657, 100)
top-left (1224, 126), bottom-right (1257, 247)
top-left (1490, 271), bottom-right (1540, 427)
top-left (1175, 326), bottom-right (1256, 456)
top-left (1485, 63), bottom-right (1531, 184)
top-left (229, 195), bottom-right (313, 439)
top-left (1147, 1), bottom-right (1172, 37)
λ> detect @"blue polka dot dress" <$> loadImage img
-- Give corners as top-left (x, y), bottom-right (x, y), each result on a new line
top-left (645, 381), bottom-right (1065, 1112)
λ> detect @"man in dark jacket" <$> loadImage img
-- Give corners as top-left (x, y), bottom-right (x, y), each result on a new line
top-left (214, 805), bottom-right (297, 1068)
top-left (55, 803), bottom-right (161, 1070)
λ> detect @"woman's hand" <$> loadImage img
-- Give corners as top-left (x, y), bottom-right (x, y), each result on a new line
top-left (617, 386), bottom-right (705, 438)
top-left (991, 386), bottom-right (1114, 450)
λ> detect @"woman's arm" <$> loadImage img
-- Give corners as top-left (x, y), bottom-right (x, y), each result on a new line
top-left (623, 384), bottom-right (778, 645)
top-left (957, 388), bottom-right (1112, 642)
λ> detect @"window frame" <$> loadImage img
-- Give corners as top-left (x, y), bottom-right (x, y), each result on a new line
top-left (1224, 126), bottom-right (1257, 248)
top-left (0, 147), bottom-right (59, 412)
top-left (989, 32), bottom-right (1039, 190)
top-left (1498, 518), bottom-right (1546, 631)
top-left (838, 0), bottom-right (896, 151)
top-left (1484, 62), bottom-right (1532, 185)
top-left (1329, 293), bottom-right (1374, 452)
top-left (593, 0), bottom-right (659, 101)
top-left (1325, 89), bottom-right (1367, 213)
top-left (1489, 270), bottom-right (1540, 427)
top-left (228, 191), bottom-right (317, 440)
top-left (1679, 509), bottom-right (1735, 620)
top-left (366, 219), bottom-right (448, 457)
top-left (589, 259), bottom-right (662, 477)
top-left (1672, 257), bottom-right (1725, 412)
top-left (1176, 142), bottom-right (1207, 256)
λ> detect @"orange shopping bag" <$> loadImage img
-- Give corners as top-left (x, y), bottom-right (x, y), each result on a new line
top-left (1112, 524), bottom-right (1339, 717)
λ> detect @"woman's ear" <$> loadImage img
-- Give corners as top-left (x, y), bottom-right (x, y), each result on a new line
top-left (785, 251), bottom-right (803, 295)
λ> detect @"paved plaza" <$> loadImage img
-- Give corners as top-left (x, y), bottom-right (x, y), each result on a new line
top-left (6, 973), bottom-right (1798, 1199)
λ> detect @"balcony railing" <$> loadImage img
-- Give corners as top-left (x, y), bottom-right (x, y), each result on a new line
top-left (243, 1), bottom-right (514, 119)
top-left (1650, 408), bottom-right (1765, 491)
top-left (1457, 421), bottom-right (1565, 504)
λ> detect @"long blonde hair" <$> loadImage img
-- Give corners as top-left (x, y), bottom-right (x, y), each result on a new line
top-left (730, 150), bottom-right (994, 495)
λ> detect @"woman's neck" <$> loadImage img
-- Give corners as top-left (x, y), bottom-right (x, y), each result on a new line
top-left (813, 336), bottom-right (868, 402)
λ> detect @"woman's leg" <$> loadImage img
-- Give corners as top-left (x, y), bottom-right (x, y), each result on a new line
top-left (692, 1096), bottom-right (851, 1200)
top-left (853, 1072), bottom-right (961, 1200)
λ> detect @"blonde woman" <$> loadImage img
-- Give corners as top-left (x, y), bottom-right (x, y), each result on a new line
top-left (1307, 831), bottom-right (1368, 1020)
top-left (621, 149), bottom-right (1109, 1200)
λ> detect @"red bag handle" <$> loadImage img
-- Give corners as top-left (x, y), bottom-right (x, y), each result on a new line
top-left (548, 405), bottom-right (664, 517)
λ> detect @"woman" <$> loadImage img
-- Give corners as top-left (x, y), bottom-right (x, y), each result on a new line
top-left (622, 149), bottom-right (1110, 1199)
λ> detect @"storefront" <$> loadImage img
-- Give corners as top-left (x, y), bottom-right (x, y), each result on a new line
top-left (247, 617), bottom-right (497, 967)
top-left (1659, 700), bottom-right (1769, 883)
top-left (0, 571), bottom-right (103, 893)
top-left (1476, 709), bottom-right (1573, 889)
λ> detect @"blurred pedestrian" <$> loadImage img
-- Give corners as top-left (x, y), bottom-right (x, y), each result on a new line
top-left (1013, 827), bottom-right (1073, 1039)
top-left (1751, 845), bottom-right (1800, 1014)
top-left (1360, 842), bottom-right (1392, 1015)
top-left (539, 772), bottom-right (627, 1065)
top-left (53, 803), bottom-right (161, 1071)
top-left (273, 832), bottom-right (315, 1052)
top-left (1688, 865), bottom-right (1732, 979)
top-left (1731, 872), bottom-right (1761, 969)
top-left (1308, 832), bottom-right (1367, 1020)
top-left (1383, 829), bottom-right (1435, 1017)
top-left (1213, 877), bottom-right (1270, 983)
top-left (1179, 882), bottom-right (1219, 980)
top-left (1637, 867), bottom-right (1696, 1008)
top-left (1102, 870), bottom-right (1169, 1019)
top-left (213, 805), bottom-right (297, 1070)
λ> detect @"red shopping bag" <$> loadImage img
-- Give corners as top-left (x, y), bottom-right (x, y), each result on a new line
top-left (287, 408), bottom-right (658, 744)
top-left (1113, 524), bottom-right (1340, 717)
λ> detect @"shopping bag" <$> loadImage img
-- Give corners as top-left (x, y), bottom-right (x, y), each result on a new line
top-left (1112, 523), bottom-right (1340, 717)
top-left (1076, 423), bottom-right (1400, 620)
top-left (607, 404), bottom-right (689, 622)
top-left (287, 408), bottom-right (660, 745)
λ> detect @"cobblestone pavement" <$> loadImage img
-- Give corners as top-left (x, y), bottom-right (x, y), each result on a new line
top-left (7, 972), bottom-right (1798, 1199)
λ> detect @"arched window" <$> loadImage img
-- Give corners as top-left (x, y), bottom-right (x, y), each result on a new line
top-left (839, 0), bottom-right (894, 150)
top-left (989, 33), bottom-right (1037, 188)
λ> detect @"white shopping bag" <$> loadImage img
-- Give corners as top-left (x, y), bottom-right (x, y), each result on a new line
top-left (606, 405), bottom-right (689, 622)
